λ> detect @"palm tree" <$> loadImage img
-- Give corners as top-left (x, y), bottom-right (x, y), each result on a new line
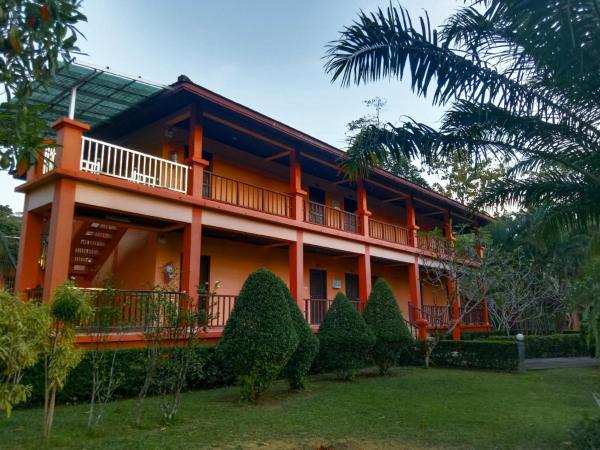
top-left (325, 0), bottom-right (600, 233)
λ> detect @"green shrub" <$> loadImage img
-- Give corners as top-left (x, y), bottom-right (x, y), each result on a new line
top-left (279, 279), bottom-right (319, 390)
top-left (20, 345), bottom-right (234, 407)
top-left (523, 334), bottom-right (590, 358)
top-left (363, 278), bottom-right (413, 375)
top-left (485, 333), bottom-right (590, 358)
top-left (218, 269), bottom-right (298, 401)
top-left (571, 415), bottom-right (600, 450)
top-left (424, 340), bottom-right (518, 371)
top-left (316, 292), bottom-right (375, 380)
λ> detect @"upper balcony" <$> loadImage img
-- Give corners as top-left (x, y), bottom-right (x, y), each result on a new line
top-left (35, 129), bottom-right (470, 257)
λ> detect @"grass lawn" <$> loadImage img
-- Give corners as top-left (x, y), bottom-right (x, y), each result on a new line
top-left (1, 367), bottom-right (598, 449)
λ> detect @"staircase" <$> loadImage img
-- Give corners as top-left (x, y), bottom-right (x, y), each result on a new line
top-left (69, 221), bottom-right (127, 283)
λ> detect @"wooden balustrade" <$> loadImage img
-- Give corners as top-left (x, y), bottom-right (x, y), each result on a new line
top-left (203, 172), bottom-right (291, 218)
top-left (303, 201), bottom-right (359, 233)
top-left (416, 235), bottom-right (451, 254)
top-left (198, 294), bottom-right (238, 328)
top-left (77, 289), bottom-right (188, 330)
top-left (80, 137), bottom-right (189, 193)
top-left (304, 298), bottom-right (361, 326)
top-left (369, 219), bottom-right (411, 245)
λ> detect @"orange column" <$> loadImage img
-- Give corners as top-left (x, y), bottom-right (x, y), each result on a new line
top-left (447, 276), bottom-right (461, 340)
top-left (289, 230), bottom-right (304, 309)
top-left (358, 245), bottom-right (371, 310)
top-left (40, 117), bottom-right (90, 301)
top-left (52, 117), bottom-right (90, 172)
top-left (14, 197), bottom-right (45, 295)
top-left (409, 257), bottom-right (427, 338)
top-left (289, 150), bottom-right (306, 220)
top-left (181, 207), bottom-right (202, 309)
top-left (406, 196), bottom-right (419, 246)
top-left (186, 106), bottom-right (209, 198)
top-left (444, 211), bottom-right (456, 249)
top-left (356, 179), bottom-right (371, 236)
top-left (42, 178), bottom-right (76, 301)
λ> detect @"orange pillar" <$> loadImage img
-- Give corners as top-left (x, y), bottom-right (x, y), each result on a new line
top-left (186, 106), bottom-right (209, 198)
top-left (52, 117), bottom-right (90, 172)
top-left (356, 179), bottom-right (371, 236)
top-left (42, 178), bottom-right (76, 301)
top-left (408, 258), bottom-right (422, 316)
top-left (40, 117), bottom-right (90, 301)
top-left (14, 197), bottom-right (45, 295)
top-left (447, 276), bottom-right (461, 340)
top-left (406, 196), bottom-right (419, 246)
top-left (289, 150), bottom-right (306, 220)
top-left (181, 207), bottom-right (202, 309)
top-left (289, 230), bottom-right (304, 309)
top-left (358, 245), bottom-right (371, 310)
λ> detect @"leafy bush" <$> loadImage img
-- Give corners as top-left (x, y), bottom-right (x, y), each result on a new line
top-left (20, 345), bottom-right (234, 407)
top-left (0, 290), bottom-right (49, 416)
top-left (523, 334), bottom-right (590, 358)
top-left (571, 415), bottom-right (600, 450)
top-left (218, 269), bottom-right (298, 401)
top-left (363, 278), bottom-right (413, 375)
top-left (486, 334), bottom-right (590, 358)
top-left (423, 340), bottom-right (518, 371)
top-left (316, 292), bottom-right (375, 380)
top-left (279, 279), bottom-right (319, 390)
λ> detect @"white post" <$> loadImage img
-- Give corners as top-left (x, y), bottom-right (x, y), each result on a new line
top-left (68, 86), bottom-right (78, 119)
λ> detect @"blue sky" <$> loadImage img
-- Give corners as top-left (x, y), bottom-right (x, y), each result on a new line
top-left (1, 0), bottom-right (458, 212)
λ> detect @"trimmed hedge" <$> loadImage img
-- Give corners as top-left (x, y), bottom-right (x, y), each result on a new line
top-left (486, 333), bottom-right (590, 358)
top-left (524, 334), bottom-right (590, 358)
top-left (363, 278), bottom-right (413, 375)
top-left (218, 268), bottom-right (298, 401)
top-left (20, 345), bottom-right (234, 407)
top-left (418, 340), bottom-right (519, 371)
top-left (316, 292), bottom-right (375, 380)
top-left (279, 280), bottom-right (319, 390)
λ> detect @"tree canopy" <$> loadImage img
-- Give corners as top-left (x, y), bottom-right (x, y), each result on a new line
top-left (326, 1), bottom-right (600, 232)
top-left (0, 0), bottom-right (86, 172)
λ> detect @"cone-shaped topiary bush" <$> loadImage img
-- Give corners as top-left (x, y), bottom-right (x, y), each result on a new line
top-left (316, 292), bottom-right (375, 380)
top-left (278, 278), bottom-right (319, 390)
top-left (363, 278), bottom-right (413, 375)
top-left (218, 268), bottom-right (298, 401)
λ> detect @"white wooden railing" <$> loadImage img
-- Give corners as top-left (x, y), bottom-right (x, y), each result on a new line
top-left (80, 137), bottom-right (189, 193)
top-left (42, 147), bottom-right (56, 174)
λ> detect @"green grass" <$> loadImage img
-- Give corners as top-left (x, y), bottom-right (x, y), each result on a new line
top-left (2, 367), bottom-right (598, 449)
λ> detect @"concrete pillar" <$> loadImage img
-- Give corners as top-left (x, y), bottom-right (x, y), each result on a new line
top-left (289, 230), bottom-right (304, 309)
top-left (181, 207), bottom-right (202, 309)
top-left (358, 245), bottom-right (371, 310)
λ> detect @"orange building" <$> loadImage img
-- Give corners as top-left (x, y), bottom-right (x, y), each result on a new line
top-left (14, 63), bottom-right (492, 345)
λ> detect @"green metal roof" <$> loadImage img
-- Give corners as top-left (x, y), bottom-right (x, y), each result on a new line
top-left (27, 61), bottom-right (167, 129)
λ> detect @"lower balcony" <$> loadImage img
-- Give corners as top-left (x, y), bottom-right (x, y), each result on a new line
top-left (408, 303), bottom-right (488, 331)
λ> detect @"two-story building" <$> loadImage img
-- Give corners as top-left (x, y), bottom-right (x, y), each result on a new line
top-left (14, 62), bottom-right (492, 345)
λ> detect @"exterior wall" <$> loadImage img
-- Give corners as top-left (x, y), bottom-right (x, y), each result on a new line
top-left (421, 277), bottom-right (448, 306)
top-left (94, 229), bottom-right (157, 289)
top-left (303, 252), bottom-right (357, 301)
top-left (371, 263), bottom-right (411, 317)
top-left (201, 236), bottom-right (289, 295)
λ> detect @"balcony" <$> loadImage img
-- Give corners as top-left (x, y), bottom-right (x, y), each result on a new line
top-left (304, 298), bottom-right (361, 325)
top-left (303, 201), bottom-right (359, 233)
top-left (203, 172), bottom-right (291, 218)
top-left (409, 303), bottom-right (487, 329)
top-left (369, 219), bottom-right (411, 246)
top-left (79, 137), bottom-right (189, 193)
